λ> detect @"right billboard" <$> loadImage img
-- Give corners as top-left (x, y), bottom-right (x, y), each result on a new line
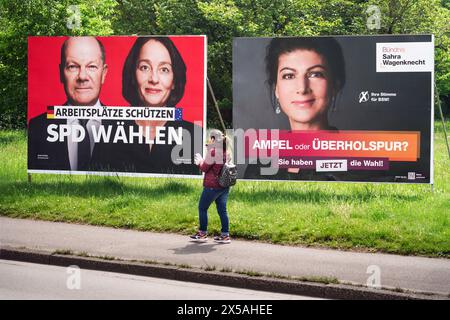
top-left (233, 35), bottom-right (434, 183)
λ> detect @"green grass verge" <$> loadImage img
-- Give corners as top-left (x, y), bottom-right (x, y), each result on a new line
top-left (0, 122), bottom-right (449, 257)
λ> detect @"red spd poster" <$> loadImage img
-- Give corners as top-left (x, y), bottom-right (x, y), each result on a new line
top-left (28, 36), bottom-right (206, 177)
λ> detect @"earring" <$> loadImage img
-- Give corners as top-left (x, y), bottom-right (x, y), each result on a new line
top-left (275, 99), bottom-right (281, 114)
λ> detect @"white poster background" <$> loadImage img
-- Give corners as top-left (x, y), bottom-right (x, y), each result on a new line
top-left (376, 42), bottom-right (434, 72)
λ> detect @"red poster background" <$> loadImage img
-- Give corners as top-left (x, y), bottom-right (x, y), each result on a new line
top-left (28, 36), bottom-right (206, 126)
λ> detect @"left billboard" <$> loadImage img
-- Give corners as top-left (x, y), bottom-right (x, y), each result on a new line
top-left (28, 36), bottom-right (206, 177)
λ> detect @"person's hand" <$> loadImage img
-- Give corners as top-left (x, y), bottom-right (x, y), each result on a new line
top-left (194, 153), bottom-right (203, 165)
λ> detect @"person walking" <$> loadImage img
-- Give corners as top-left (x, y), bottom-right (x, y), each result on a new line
top-left (191, 129), bottom-right (231, 244)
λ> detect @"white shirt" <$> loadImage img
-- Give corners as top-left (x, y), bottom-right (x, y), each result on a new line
top-left (67, 100), bottom-right (102, 171)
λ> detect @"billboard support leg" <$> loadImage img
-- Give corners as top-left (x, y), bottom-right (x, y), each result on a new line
top-left (207, 77), bottom-right (227, 133)
top-left (28, 173), bottom-right (32, 184)
top-left (435, 85), bottom-right (450, 160)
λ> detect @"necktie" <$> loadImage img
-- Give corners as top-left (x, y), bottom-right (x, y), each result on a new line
top-left (77, 119), bottom-right (91, 171)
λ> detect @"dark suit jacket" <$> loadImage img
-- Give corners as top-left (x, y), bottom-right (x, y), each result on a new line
top-left (27, 112), bottom-right (113, 171)
top-left (28, 113), bottom-right (70, 170)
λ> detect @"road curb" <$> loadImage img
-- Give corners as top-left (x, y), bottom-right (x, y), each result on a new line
top-left (0, 246), bottom-right (445, 300)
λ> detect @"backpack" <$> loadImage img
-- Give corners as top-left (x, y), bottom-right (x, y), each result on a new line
top-left (218, 162), bottom-right (237, 188)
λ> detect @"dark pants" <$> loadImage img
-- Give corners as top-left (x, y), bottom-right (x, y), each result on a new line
top-left (198, 187), bottom-right (230, 235)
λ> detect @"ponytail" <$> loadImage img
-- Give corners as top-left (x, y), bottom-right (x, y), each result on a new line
top-left (222, 135), bottom-right (232, 163)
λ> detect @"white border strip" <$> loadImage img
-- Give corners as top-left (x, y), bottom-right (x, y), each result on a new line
top-left (203, 35), bottom-right (208, 160)
top-left (430, 35), bottom-right (435, 185)
top-left (28, 169), bottom-right (430, 184)
top-left (236, 177), bottom-right (431, 185)
top-left (27, 169), bottom-right (202, 179)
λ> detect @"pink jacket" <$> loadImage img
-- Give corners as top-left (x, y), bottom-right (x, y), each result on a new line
top-left (199, 147), bottom-right (226, 189)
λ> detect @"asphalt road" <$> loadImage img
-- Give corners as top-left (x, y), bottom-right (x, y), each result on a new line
top-left (0, 260), bottom-right (320, 300)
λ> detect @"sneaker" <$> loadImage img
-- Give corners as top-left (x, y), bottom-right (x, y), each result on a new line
top-left (213, 235), bottom-right (231, 244)
top-left (190, 231), bottom-right (208, 242)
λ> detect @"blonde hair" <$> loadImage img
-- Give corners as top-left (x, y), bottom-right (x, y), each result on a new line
top-left (208, 129), bottom-right (232, 162)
